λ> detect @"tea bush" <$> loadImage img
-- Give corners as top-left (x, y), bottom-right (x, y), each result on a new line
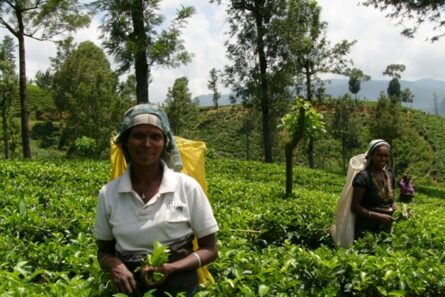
top-left (0, 159), bottom-right (444, 296)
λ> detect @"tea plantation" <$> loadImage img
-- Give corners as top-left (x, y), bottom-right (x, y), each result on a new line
top-left (1, 159), bottom-right (444, 296)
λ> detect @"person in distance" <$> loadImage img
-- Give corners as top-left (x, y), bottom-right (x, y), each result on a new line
top-left (93, 104), bottom-right (218, 296)
top-left (351, 139), bottom-right (397, 240)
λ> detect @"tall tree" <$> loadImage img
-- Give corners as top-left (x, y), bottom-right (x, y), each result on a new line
top-left (0, 35), bottom-right (17, 159)
top-left (212, 0), bottom-right (291, 163)
top-left (92, 0), bottom-right (194, 104)
top-left (50, 36), bottom-right (77, 125)
top-left (285, 0), bottom-right (355, 168)
top-left (383, 64), bottom-right (406, 101)
top-left (347, 68), bottom-right (371, 100)
top-left (207, 68), bottom-right (221, 110)
top-left (164, 77), bottom-right (198, 136)
top-left (361, 0), bottom-right (445, 41)
top-left (0, 0), bottom-right (90, 158)
top-left (331, 96), bottom-right (360, 172)
top-left (369, 92), bottom-right (402, 146)
top-left (52, 41), bottom-right (122, 156)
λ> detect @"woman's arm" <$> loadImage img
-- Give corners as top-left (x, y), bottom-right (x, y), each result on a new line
top-left (97, 239), bottom-right (137, 294)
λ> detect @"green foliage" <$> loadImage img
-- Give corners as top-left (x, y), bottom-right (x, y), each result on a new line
top-left (91, 0), bottom-right (195, 103)
top-left (347, 68), bottom-right (371, 98)
top-left (369, 93), bottom-right (402, 145)
top-left (0, 159), bottom-right (445, 295)
top-left (331, 97), bottom-right (361, 172)
top-left (31, 121), bottom-right (58, 148)
top-left (52, 41), bottom-right (123, 155)
top-left (207, 68), bottom-right (220, 110)
top-left (164, 77), bottom-right (198, 137)
top-left (280, 98), bottom-right (326, 140)
top-left (139, 241), bottom-right (170, 284)
top-left (387, 78), bottom-right (401, 100)
top-left (69, 136), bottom-right (98, 158)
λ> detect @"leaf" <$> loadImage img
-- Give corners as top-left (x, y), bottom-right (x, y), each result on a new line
top-left (258, 284), bottom-right (270, 297)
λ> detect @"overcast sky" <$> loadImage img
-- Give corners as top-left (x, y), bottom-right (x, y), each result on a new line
top-left (1, 0), bottom-right (444, 104)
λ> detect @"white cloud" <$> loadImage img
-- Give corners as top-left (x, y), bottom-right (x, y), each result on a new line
top-left (1, 0), bottom-right (444, 102)
top-left (318, 0), bottom-right (445, 81)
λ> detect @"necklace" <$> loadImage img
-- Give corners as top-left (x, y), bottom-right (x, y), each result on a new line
top-left (132, 168), bottom-right (162, 200)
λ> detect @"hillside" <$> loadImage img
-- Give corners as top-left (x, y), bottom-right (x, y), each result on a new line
top-left (197, 79), bottom-right (445, 116)
top-left (191, 104), bottom-right (445, 184)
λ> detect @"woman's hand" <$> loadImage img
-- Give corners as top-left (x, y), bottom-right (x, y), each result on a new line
top-left (372, 212), bottom-right (395, 223)
top-left (108, 258), bottom-right (137, 294)
top-left (141, 263), bottom-right (173, 287)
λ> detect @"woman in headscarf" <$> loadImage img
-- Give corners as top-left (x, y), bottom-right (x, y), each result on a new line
top-left (93, 104), bottom-right (218, 296)
top-left (351, 139), bottom-right (397, 240)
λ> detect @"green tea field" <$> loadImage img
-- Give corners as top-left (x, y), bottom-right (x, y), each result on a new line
top-left (1, 159), bottom-right (444, 296)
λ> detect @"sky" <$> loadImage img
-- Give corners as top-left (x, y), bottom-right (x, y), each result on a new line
top-left (1, 0), bottom-right (445, 104)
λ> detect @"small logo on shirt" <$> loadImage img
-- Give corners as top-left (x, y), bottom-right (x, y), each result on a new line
top-left (166, 200), bottom-right (184, 211)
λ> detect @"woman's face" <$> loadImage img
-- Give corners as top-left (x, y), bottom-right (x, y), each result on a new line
top-left (125, 124), bottom-right (165, 167)
top-left (371, 146), bottom-right (391, 170)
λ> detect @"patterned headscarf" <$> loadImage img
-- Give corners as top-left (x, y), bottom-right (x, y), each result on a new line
top-left (117, 104), bottom-right (183, 171)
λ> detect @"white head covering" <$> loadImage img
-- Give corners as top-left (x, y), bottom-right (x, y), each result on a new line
top-left (366, 139), bottom-right (390, 158)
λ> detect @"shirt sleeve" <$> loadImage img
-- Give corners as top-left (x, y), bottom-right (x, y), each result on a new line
top-left (186, 178), bottom-right (219, 239)
top-left (93, 187), bottom-right (114, 241)
top-left (352, 170), bottom-right (369, 188)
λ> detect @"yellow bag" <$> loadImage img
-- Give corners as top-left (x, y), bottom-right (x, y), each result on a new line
top-left (109, 136), bottom-right (215, 285)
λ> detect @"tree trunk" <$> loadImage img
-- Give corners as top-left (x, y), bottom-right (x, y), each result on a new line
top-left (17, 12), bottom-right (31, 158)
top-left (132, 0), bottom-right (149, 104)
top-left (305, 62), bottom-right (314, 168)
top-left (254, 5), bottom-right (272, 163)
top-left (2, 107), bottom-right (9, 159)
top-left (285, 143), bottom-right (293, 197)
top-left (307, 137), bottom-right (314, 168)
top-left (284, 106), bottom-right (306, 197)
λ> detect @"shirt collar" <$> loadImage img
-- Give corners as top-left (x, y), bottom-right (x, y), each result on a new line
top-left (116, 161), bottom-right (177, 195)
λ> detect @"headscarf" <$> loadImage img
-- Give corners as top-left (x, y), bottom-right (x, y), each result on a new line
top-left (366, 139), bottom-right (390, 159)
top-left (116, 104), bottom-right (183, 171)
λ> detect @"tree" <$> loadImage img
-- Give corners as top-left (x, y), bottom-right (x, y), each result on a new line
top-left (50, 36), bottom-right (77, 125)
top-left (361, 0), bottom-right (445, 41)
top-left (433, 92), bottom-right (439, 115)
top-left (401, 88), bottom-right (414, 104)
top-left (207, 68), bottom-right (221, 110)
top-left (331, 96), bottom-right (361, 172)
top-left (0, 35), bottom-right (17, 159)
top-left (52, 41), bottom-right (122, 156)
top-left (92, 0), bottom-right (195, 104)
top-left (347, 68), bottom-right (371, 100)
top-left (387, 78), bottom-right (401, 99)
top-left (383, 64), bottom-right (406, 101)
top-left (210, 0), bottom-right (288, 163)
top-left (285, 0), bottom-right (355, 168)
top-left (0, 0), bottom-right (90, 158)
top-left (280, 98), bottom-right (325, 196)
top-left (164, 77), bottom-right (198, 136)
top-left (369, 92), bottom-right (402, 146)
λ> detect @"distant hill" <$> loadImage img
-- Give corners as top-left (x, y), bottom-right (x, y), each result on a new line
top-left (323, 78), bottom-right (445, 115)
top-left (196, 79), bottom-right (445, 116)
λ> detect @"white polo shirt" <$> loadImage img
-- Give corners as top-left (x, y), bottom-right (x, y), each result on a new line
top-left (93, 162), bottom-right (219, 253)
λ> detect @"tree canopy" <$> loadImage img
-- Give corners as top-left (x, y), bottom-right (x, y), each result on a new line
top-left (92, 0), bottom-right (195, 103)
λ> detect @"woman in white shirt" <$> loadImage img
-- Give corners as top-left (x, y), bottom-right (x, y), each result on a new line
top-left (94, 104), bottom-right (218, 296)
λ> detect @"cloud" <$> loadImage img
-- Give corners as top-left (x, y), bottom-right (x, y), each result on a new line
top-left (318, 0), bottom-right (445, 81)
top-left (1, 0), bottom-right (444, 102)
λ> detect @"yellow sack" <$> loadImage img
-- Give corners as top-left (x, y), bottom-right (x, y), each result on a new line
top-left (109, 136), bottom-right (215, 285)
